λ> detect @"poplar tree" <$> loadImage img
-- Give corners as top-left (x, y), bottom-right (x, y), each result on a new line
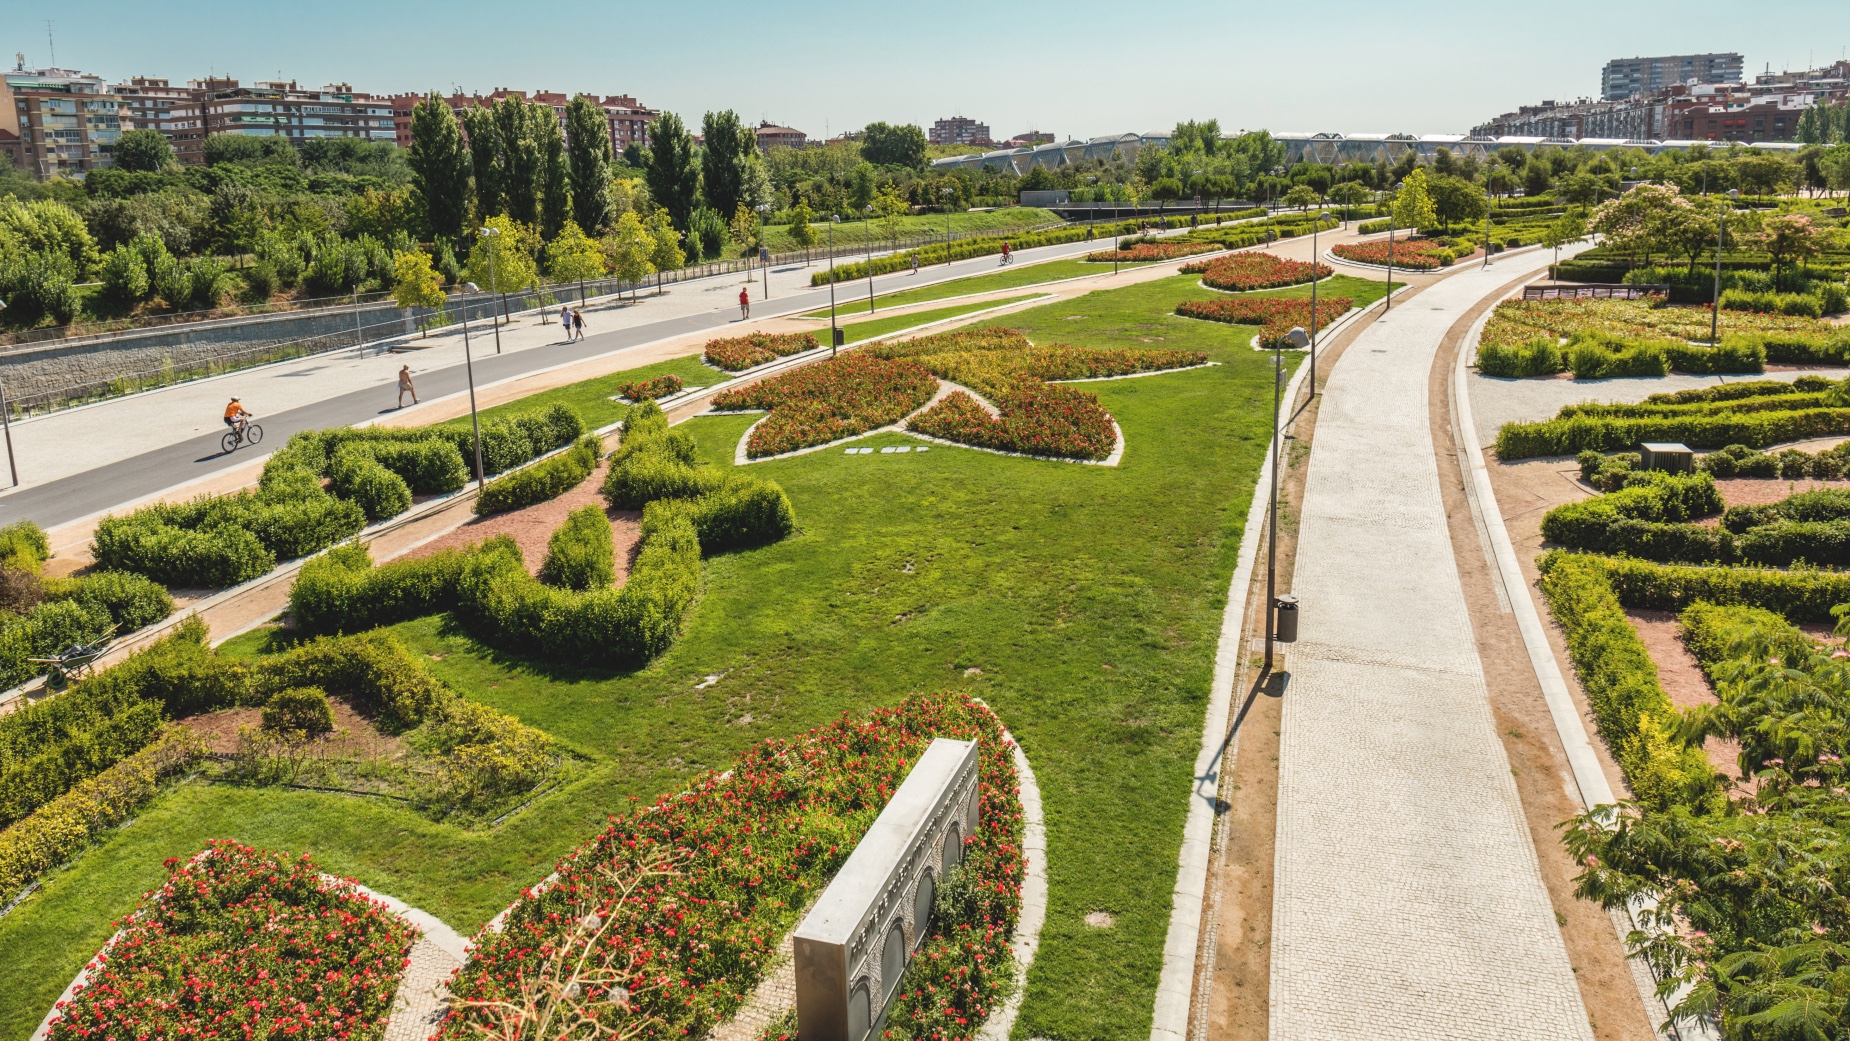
top-left (461, 106), bottom-right (502, 221)
top-left (407, 93), bottom-right (471, 241)
top-left (495, 95), bottom-right (542, 227)
top-left (700, 110), bottom-right (755, 223)
top-left (566, 95), bottom-right (615, 234)
top-left (644, 112), bottom-right (701, 234)
top-left (536, 104), bottom-right (569, 239)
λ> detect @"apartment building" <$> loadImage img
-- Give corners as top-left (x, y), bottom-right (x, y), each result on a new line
top-left (111, 76), bottom-right (213, 164)
top-left (1602, 52), bottom-right (1743, 100)
top-left (380, 90), bottom-right (658, 156)
top-left (0, 65), bottom-right (124, 178)
top-left (755, 122), bottom-right (807, 149)
top-left (200, 80), bottom-right (393, 145)
top-left (929, 116), bottom-right (991, 146)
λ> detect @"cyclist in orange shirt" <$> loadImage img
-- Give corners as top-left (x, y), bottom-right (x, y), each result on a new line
top-left (223, 397), bottom-right (251, 437)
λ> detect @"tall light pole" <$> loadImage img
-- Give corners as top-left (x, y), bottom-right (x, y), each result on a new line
top-left (0, 299), bottom-right (17, 487)
top-left (1710, 189), bottom-right (1741, 345)
top-left (941, 187), bottom-right (954, 268)
top-left (1267, 325), bottom-right (1311, 672)
top-left (478, 225), bottom-right (504, 354)
top-left (1309, 219), bottom-right (1320, 397)
top-left (1384, 210), bottom-right (1397, 313)
top-left (757, 204), bottom-right (773, 300)
top-left (828, 215), bottom-right (841, 357)
top-left (455, 286), bottom-right (486, 489)
top-left (863, 203), bottom-right (876, 315)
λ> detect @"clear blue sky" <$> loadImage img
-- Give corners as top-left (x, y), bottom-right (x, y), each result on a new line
top-left (4, 0), bottom-right (1849, 139)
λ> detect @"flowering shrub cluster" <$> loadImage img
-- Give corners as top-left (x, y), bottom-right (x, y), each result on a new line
top-left (1082, 241), bottom-right (1221, 264)
top-left (702, 333), bottom-right (819, 372)
top-left (1174, 296), bottom-right (1354, 347)
top-left (711, 354), bottom-right (939, 457)
top-left (1482, 297), bottom-right (1835, 350)
top-left (1181, 251), bottom-right (1331, 292)
top-left (619, 374), bottom-right (685, 402)
top-left (46, 841), bottom-right (417, 1041)
top-left (438, 692), bottom-right (1024, 1041)
top-left (868, 327), bottom-right (1204, 461)
top-left (1331, 238), bottom-right (1450, 270)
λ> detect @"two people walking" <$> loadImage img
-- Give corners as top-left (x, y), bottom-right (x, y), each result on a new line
top-left (559, 305), bottom-right (587, 342)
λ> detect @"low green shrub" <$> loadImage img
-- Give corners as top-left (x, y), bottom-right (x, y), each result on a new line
top-left (92, 514), bottom-right (278, 587)
top-left (251, 632), bottom-right (450, 732)
top-left (1678, 602), bottom-right (1816, 678)
top-left (1736, 520), bottom-right (1850, 567)
top-left (1723, 488), bottom-right (1850, 531)
top-left (0, 520), bottom-right (49, 572)
top-left (1577, 450), bottom-right (1642, 492)
top-left (1722, 288), bottom-right (1825, 318)
top-left (44, 570), bottom-right (174, 632)
top-left (672, 477), bottom-right (798, 551)
top-left (328, 445), bottom-right (413, 522)
top-left (1498, 407), bottom-right (1850, 459)
top-left (475, 434), bottom-right (602, 515)
top-left (290, 543), bottom-right (469, 637)
top-left (1588, 552), bottom-right (1850, 622)
top-left (260, 686), bottom-right (334, 734)
top-left (1568, 341), bottom-right (1669, 379)
top-left (1699, 442), bottom-right (1850, 480)
top-left (0, 696), bottom-right (165, 827)
top-left (600, 452), bottom-right (724, 509)
top-left (538, 504), bottom-right (614, 591)
top-left (1477, 336), bottom-right (1565, 377)
top-left (1643, 377), bottom-right (1834, 407)
top-left (1540, 473), bottom-right (1723, 549)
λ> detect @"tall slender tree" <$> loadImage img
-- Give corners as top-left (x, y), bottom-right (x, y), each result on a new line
top-left (700, 110), bottom-right (756, 224)
top-left (407, 93), bottom-right (471, 241)
top-left (565, 95), bottom-right (615, 235)
top-left (644, 112), bottom-right (701, 234)
top-left (495, 95), bottom-right (542, 227)
top-left (461, 106), bottom-right (502, 221)
top-left (536, 104), bottom-right (569, 239)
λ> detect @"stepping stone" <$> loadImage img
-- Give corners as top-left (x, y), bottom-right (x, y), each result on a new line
top-left (880, 446), bottom-right (897, 454)
top-left (916, 447), bottom-right (929, 452)
top-left (894, 446), bottom-right (912, 453)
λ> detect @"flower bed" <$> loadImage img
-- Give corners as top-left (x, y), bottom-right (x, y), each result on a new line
top-left (437, 692), bottom-right (1024, 1041)
top-left (710, 354), bottom-right (938, 457)
top-left (619, 374), bottom-right (685, 401)
top-left (867, 327), bottom-right (1204, 461)
top-left (1482, 297), bottom-right (1836, 350)
top-left (702, 333), bottom-right (819, 372)
top-left (1330, 238), bottom-right (1451, 270)
top-left (1174, 295), bottom-right (1353, 347)
top-left (1181, 251), bottom-right (1331, 292)
top-left (1082, 241), bottom-right (1221, 264)
top-left (45, 841), bottom-right (417, 1041)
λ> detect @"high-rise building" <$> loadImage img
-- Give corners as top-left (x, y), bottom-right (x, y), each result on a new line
top-left (929, 116), bottom-right (991, 146)
top-left (0, 64), bottom-right (124, 178)
top-left (1601, 52), bottom-right (1743, 100)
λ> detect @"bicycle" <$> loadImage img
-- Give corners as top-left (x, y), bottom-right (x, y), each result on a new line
top-left (28, 625), bottom-right (118, 692)
top-left (221, 418), bottom-right (263, 454)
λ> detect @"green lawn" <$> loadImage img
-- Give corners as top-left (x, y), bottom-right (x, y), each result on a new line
top-left (760, 207), bottom-right (1063, 256)
top-left (802, 257), bottom-right (1158, 319)
top-left (0, 273), bottom-right (1299, 1041)
top-left (433, 353), bottom-right (728, 434)
top-left (830, 294), bottom-right (1044, 345)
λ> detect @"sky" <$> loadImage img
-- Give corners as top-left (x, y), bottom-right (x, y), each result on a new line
top-left (4, 0), bottom-right (1850, 141)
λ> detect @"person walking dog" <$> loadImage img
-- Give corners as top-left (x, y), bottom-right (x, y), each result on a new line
top-left (397, 365), bottom-right (418, 408)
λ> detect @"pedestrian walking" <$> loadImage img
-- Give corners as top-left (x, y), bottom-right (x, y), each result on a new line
top-left (739, 287), bottom-right (750, 320)
top-left (911, 254), bottom-right (920, 275)
top-left (397, 364), bottom-right (418, 408)
top-left (571, 309), bottom-right (586, 340)
top-left (559, 304), bottom-right (571, 334)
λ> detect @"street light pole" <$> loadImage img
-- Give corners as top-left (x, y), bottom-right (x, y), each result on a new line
top-left (478, 225), bottom-right (504, 355)
top-left (864, 204), bottom-right (876, 315)
top-left (1267, 325), bottom-right (1311, 673)
top-left (828, 215), bottom-right (840, 357)
top-left (456, 287), bottom-right (486, 489)
top-left (941, 187), bottom-right (954, 268)
top-left (1710, 189), bottom-right (1740, 345)
top-left (0, 299), bottom-right (17, 487)
top-left (1385, 212), bottom-right (1396, 313)
top-left (1309, 220), bottom-right (1320, 397)
top-left (758, 204), bottom-right (773, 300)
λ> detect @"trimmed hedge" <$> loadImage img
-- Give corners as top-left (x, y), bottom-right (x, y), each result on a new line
top-left (1539, 473), bottom-right (1723, 549)
top-left (1587, 552), bottom-right (1850, 623)
top-left (1477, 337), bottom-right (1564, 378)
top-left (260, 686), bottom-right (334, 733)
top-left (1497, 407), bottom-right (1850, 459)
top-left (1535, 552), bottom-right (1720, 810)
top-left (475, 434), bottom-right (602, 516)
top-left (1702, 441), bottom-right (1850, 480)
top-left (0, 571), bottom-right (174, 691)
top-left (1678, 601), bottom-right (1816, 678)
top-left (1736, 520), bottom-right (1850, 568)
top-left (290, 543), bottom-right (470, 637)
top-left (538, 504), bottom-right (614, 591)
top-left (0, 520), bottom-right (49, 572)
top-left (329, 445), bottom-right (413, 522)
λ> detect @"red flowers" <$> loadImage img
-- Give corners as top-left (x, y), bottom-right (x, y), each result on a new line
top-left (1330, 238), bottom-right (1450, 270)
top-left (619, 374), bottom-right (686, 402)
top-left (711, 354), bottom-right (939, 457)
top-left (1181, 251), bottom-right (1331, 292)
top-left (1083, 241), bottom-right (1221, 264)
top-left (702, 332), bottom-right (820, 372)
top-left (46, 841), bottom-right (417, 1041)
top-left (1174, 296), bottom-right (1353, 348)
top-left (438, 693), bottom-right (1025, 1041)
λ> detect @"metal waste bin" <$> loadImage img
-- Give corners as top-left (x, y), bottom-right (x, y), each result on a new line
top-left (1274, 594), bottom-right (1299, 643)
top-left (833, 327), bottom-right (845, 347)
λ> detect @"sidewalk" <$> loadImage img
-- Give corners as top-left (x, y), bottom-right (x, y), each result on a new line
top-left (1269, 247), bottom-right (1597, 1040)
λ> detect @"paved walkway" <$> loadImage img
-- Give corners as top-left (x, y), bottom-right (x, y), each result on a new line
top-left (1270, 248), bottom-right (1596, 1040)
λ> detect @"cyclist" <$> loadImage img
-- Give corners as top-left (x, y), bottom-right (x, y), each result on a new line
top-left (224, 397), bottom-right (252, 439)
top-left (1000, 241), bottom-right (1012, 265)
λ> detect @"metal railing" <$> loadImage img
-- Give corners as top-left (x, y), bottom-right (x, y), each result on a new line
top-left (1522, 283), bottom-right (1668, 301)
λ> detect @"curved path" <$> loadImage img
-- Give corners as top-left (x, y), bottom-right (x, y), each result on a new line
top-left (1269, 247), bottom-right (1597, 1040)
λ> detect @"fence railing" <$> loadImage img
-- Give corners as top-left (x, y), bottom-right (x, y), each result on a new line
top-left (0, 286), bottom-right (406, 351)
top-left (1522, 283), bottom-right (1668, 301)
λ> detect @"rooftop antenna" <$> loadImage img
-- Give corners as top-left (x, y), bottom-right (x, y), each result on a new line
top-left (44, 21), bottom-right (53, 68)
top-left (12, 53), bottom-right (22, 73)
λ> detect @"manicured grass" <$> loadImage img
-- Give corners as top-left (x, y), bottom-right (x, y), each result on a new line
top-left (802, 257), bottom-right (1159, 319)
top-left (760, 207), bottom-right (1062, 256)
top-left (433, 353), bottom-right (728, 434)
top-left (835, 295), bottom-right (1044, 345)
top-left (0, 273), bottom-right (1295, 1041)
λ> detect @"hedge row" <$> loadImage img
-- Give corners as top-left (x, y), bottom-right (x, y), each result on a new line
top-left (1586, 552), bottom-right (1850, 623)
top-left (0, 570), bottom-right (174, 692)
top-left (538, 504), bottom-right (614, 591)
top-left (1702, 441), bottom-right (1850, 480)
top-left (0, 726), bottom-right (205, 908)
top-left (1539, 473), bottom-right (1722, 550)
top-left (1677, 601), bottom-right (1818, 678)
top-left (1497, 407), bottom-right (1850, 459)
top-left (475, 434), bottom-right (603, 516)
top-left (1535, 553), bottom-right (1720, 810)
top-left (1477, 330), bottom-right (1765, 380)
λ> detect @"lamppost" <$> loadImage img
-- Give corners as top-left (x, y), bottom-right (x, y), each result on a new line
top-left (454, 286), bottom-right (486, 489)
top-left (1710, 189), bottom-right (1741, 345)
top-left (941, 187), bottom-right (954, 268)
top-left (477, 225), bottom-right (504, 355)
top-left (1266, 325), bottom-right (1312, 673)
top-left (1384, 211), bottom-right (1397, 313)
top-left (828, 215), bottom-right (841, 357)
top-left (0, 299), bottom-right (17, 487)
top-left (757, 204), bottom-right (773, 300)
top-left (864, 203), bottom-right (876, 315)
top-left (1086, 176), bottom-right (1099, 242)
top-left (1309, 219), bottom-right (1321, 397)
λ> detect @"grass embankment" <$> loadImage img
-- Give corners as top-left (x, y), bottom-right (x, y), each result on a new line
top-left (804, 257), bottom-right (1159, 319)
top-left (833, 295), bottom-right (1044, 345)
top-left (759, 206), bottom-right (1062, 256)
top-left (0, 273), bottom-right (1299, 1041)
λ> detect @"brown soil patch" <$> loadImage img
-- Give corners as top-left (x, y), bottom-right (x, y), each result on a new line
top-left (178, 696), bottom-right (404, 757)
top-left (1715, 477), bottom-right (1850, 508)
top-left (1624, 609), bottom-right (1741, 778)
top-left (401, 460), bottom-right (642, 582)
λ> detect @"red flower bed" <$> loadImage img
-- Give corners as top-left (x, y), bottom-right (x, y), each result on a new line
top-left (46, 842), bottom-right (416, 1041)
top-left (711, 353), bottom-right (938, 457)
top-left (868, 327), bottom-right (1203, 461)
top-left (438, 693), bottom-right (1024, 1041)
top-left (702, 332), bottom-right (819, 372)
top-left (619, 374), bottom-right (685, 401)
top-left (1174, 296), bottom-right (1354, 347)
top-left (1181, 251), bottom-right (1331, 292)
top-left (1330, 237), bottom-right (1450, 270)
top-left (1082, 241), bottom-right (1221, 263)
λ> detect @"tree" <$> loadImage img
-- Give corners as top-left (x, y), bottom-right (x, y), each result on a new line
top-left (689, 207), bottom-right (726, 261)
top-left (565, 96), bottom-right (615, 235)
top-left (461, 106), bottom-right (502, 221)
top-left (491, 96), bottom-right (544, 227)
top-left (1522, 160), bottom-right (1553, 199)
top-left (644, 212), bottom-right (684, 294)
top-left (1390, 167), bottom-right (1437, 234)
top-left (465, 215), bottom-right (540, 307)
top-left (872, 186), bottom-right (908, 247)
top-left (860, 122), bottom-right (926, 169)
top-left (729, 203), bottom-right (760, 257)
top-left (1149, 176), bottom-right (1184, 221)
top-left (603, 211), bottom-right (655, 301)
top-left (209, 183), bottom-right (269, 261)
top-left (1588, 182), bottom-right (1687, 268)
top-left (113, 129), bottom-right (173, 174)
top-left (787, 202), bottom-right (817, 263)
top-left (643, 112), bottom-right (700, 233)
top-left (391, 250), bottom-right (447, 335)
top-left (1428, 175), bottom-right (1486, 227)
top-left (1328, 181), bottom-right (1370, 225)
top-left (700, 110), bottom-right (756, 225)
top-left (847, 162), bottom-right (876, 212)
top-left (536, 106), bottom-right (569, 240)
top-left (408, 93), bottom-right (471, 242)
top-left (1735, 154), bottom-right (1797, 197)
top-left (546, 220), bottom-right (606, 304)
top-left (1541, 210), bottom-right (1587, 277)
top-left (1281, 184), bottom-right (1319, 212)
top-left (1756, 212), bottom-right (1828, 284)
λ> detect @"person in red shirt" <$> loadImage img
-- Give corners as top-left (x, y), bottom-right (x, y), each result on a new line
top-left (739, 287), bottom-right (751, 320)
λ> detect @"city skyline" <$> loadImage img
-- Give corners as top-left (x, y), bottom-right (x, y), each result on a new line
top-left (5, 0), bottom-right (1848, 142)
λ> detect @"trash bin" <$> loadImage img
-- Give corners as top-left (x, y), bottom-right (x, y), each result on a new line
top-left (1274, 594), bottom-right (1299, 643)
top-left (833, 327), bottom-right (846, 347)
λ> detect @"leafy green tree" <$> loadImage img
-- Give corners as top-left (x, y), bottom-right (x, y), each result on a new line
top-left (872, 186), bottom-right (908, 246)
top-left (565, 95), bottom-right (614, 235)
top-left (465, 214), bottom-right (540, 296)
top-left (1735, 154), bottom-right (1798, 197)
top-left (729, 203), bottom-right (760, 257)
top-left (112, 129), bottom-right (173, 174)
top-left (700, 110), bottom-right (756, 225)
top-left (1755, 212), bottom-right (1828, 284)
top-left (643, 111), bottom-right (700, 233)
top-left (1555, 171), bottom-right (1605, 209)
top-left (644, 211), bottom-right (684, 293)
top-left (860, 122), bottom-right (926, 169)
top-left (688, 207), bottom-right (726, 261)
top-left (209, 183), bottom-right (269, 259)
top-left (1428, 175), bottom-right (1486, 227)
top-left (1522, 160), bottom-right (1554, 198)
top-left (847, 162), bottom-right (876, 212)
top-left (1281, 184), bottom-right (1319, 212)
top-left (493, 96), bottom-right (543, 227)
top-left (1390, 167), bottom-right (1437, 233)
top-left (536, 105), bottom-right (569, 239)
top-left (1327, 181), bottom-right (1371, 223)
top-left (461, 106), bottom-right (502, 220)
top-left (408, 93), bottom-right (471, 241)
top-left (98, 242), bottom-right (151, 305)
top-left (603, 211), bottom-right (655, 301)
top-left (545, 220), bottom-right (605, 304)
top-left (391, 249), bottom-right (447, 329)
top-left (202, 134), bottom-right (298, 168)
top-left (787, 202), bottom-right (817, 262)
top-left (1541, 210), bottom-right (1586, 276)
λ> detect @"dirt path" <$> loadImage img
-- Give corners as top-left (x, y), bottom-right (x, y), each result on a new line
top-left (400, 460), bottom-right (642, 583)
